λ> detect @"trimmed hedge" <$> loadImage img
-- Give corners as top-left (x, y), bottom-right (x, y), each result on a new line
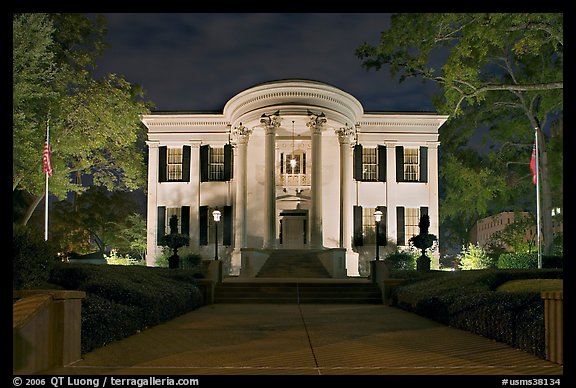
top-left (49, 263), bottom-right (204, 354)
top-left (390, 269), bottom-right (563, 359)
top-left (13, 225), bottom-right (57, 289)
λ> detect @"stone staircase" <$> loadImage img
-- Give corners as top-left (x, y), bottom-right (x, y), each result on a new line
top-left (214, 281), bottom-right (382, 304)
top-left (255, 249), bottom-right (331, 278)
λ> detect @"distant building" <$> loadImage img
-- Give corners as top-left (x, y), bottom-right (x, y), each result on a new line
top-left (470, 211), bottom-right (563, 251)
top-left (142, 79), bottom-right (448, 276)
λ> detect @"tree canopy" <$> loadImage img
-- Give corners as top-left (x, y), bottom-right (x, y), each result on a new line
top-left (13, 13), bottom-right (153, 226)
top-left (357, 13), bottom-right (563, 255)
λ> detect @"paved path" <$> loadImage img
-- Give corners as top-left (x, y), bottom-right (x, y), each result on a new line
top-left (45, 304), bottom-right (562, 376)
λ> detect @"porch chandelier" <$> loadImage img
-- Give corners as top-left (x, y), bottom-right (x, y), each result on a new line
top-left (290, 120), bottom-right (297, 172)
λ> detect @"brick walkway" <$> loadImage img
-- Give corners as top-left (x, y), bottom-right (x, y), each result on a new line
top-left (43, 304), bottom-right (562, 376)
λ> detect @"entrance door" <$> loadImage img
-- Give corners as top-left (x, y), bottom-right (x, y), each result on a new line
top-left (280, 210), bottom-right (308, 249)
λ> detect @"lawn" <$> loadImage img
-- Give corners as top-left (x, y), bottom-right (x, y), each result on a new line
top-left (497, 279), bottom-right (563, 293)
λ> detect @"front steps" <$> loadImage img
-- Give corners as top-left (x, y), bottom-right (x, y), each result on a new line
top-left (255, 249), bottom-right (331, 278)
top-left (214, 281), bottom-right (382, 304)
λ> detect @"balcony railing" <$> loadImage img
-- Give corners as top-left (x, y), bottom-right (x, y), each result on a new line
top-left (278, 173), bottom-right (310, 187)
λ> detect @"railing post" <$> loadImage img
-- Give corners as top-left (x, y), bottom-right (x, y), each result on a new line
top-left (541, 291), bottom-right (563, 365)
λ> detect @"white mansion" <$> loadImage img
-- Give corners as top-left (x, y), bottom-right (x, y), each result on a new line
top-left (142, 79), bottom-right (448, 276)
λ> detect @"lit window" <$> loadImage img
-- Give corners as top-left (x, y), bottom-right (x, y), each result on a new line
top-left (209, 147), bottom-right (224, 181)
top-left (362, 148), bottom-right (378, 181)
top-left (362, 207), bottom-right (376, 244)
top-left (405, 208), bottom-right (420, 240)
top-left (403, 148), bottom-right (419, 181)
top-left (167, 148), bottom-right (183, 180)
top-left (285, 153), bottom-right (301, 174)
top-left (165, 207), bottom-right (182, 234)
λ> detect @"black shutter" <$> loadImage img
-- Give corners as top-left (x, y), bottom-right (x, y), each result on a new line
top-left (158, 146), bottom-right (167, 182)
top-left (199, 206), bottom-right (208, 246)
top-left (378, 145), bottom-right (386, 182)
top-left (182, 146), bottom-right (191, 182)
top-left (376, 205), bottom-right (387, 246)
top-left (157, 206), bottom-right (166, 245)
top-left (181, 206), bottom-right (190, 237)
top-left (223, 205), bottom-right (232, 246)
top-left (397, 206), bottom-right (405, 246)
top-left (353, 144), bottom-right (363, 181)
top-left (353, 205), bottom-right (363, 246)
top-left (420, 146), bottom-right (428, 183)
top-left (396, 146), bottom-right (404, 182)
top-left (200, 145), bottom-right (209, 182)
top-left (224, 143), bottom-right (233, 181)
top-left (280, 153), bottom-right (284, 174)
top-left (302, 152), bottom-right (306, 174)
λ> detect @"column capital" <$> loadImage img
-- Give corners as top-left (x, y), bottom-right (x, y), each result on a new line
top-left (260, 111), bottom-right (282, 134)
top-left (335, 124), bottom-right (355, 144)
top-left (306, 110), bottom-right (327, 133)
top-left (145, 140), bottom-right (160, 148)
top-left (232, 123), bottom-right (253, 144)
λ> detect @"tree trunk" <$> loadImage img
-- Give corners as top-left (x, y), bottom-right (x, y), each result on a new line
top-left (18, 194), bottom-right (44, 226)
top-left (536, 127), bottom-right (554, 255)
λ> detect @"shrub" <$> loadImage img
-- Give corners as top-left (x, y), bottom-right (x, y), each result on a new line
top-left (384, 251), bottom-right (417, 270)
top-left (458, 243), bottom-right (494, 270)
top-left (13, 225), bottom-right (57, 289)
top-left (497, 252), bottom-right (564, 269)
top-left (390, 269), bottom-right (563, 359)
top-left (105, 250), bottom-right (144, 266)
top-left (49, 263), bottom-right (204, 353)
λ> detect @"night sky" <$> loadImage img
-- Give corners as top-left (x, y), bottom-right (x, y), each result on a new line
top-left (93, 13), bottom-right (442, 113)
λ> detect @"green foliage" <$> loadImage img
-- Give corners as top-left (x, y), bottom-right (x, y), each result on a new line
top-left (497, 252), bottom-right (563, 269)
top-left (50, 186), bottom-right (143, 255)
top-left (390, 268), bottom-right (563, 358)
top-left (356, 13), bottom-right (563, 256)
top-left (457, 243), bottom-right (494, 270)
top-left (13, 13), bottom-right (152, 226)
top-left (13, 225), bottom-right (58, 289)
top-left (105, 250), bottom-right (144, 266)
top-left (49, 263), bottom-right (204, 353)
top-left (384, 251), bottom-right (417, 270)
top-left (489, 213), bottom-right (536, 254)
top-left (155, 246), bottom-right (202, 271)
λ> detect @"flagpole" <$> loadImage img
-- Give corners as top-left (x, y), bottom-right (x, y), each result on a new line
top-left (535, 127), bottom-right (542, 269)
top-left (44, 118), bottom-right (50, 241)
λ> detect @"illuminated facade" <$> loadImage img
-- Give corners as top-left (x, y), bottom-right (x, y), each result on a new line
top-left (142, 80), bottom-right (448, 276)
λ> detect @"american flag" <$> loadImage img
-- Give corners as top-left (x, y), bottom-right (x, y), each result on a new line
top-left (529, 142), bottom-right (536, 185)
top-left (43, 140), bottom-right (53, 177)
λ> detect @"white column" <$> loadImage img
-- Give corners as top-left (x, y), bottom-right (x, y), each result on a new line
top-left (386, 143), bottom-right (398, 244)
top-left (146, 141), bottom-right (159, 266)
top-left (232, 124), bottom-right (252, 270)
top-left (427, 142), bottom-right (440, 267)
top-left (307, 112), bottom-right (326, 249)
top-left (188, 142), bottom-right (201, 248)
top-left (261, 112), bottom-right (281, 249)
top-left (336, 125), bottom-right (359, 276)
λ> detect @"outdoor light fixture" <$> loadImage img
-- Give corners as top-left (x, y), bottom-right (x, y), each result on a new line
top-left (289, 120), bottom-right (297, 172)
top-left (374, 209), bottom-right (383, 261)
top-left (212, 209), bottom-right (221, 260)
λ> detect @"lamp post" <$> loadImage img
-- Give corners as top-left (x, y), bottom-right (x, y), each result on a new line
top-left (212, 209), bottom-right (221, 260)
top-left (374, 209), bottom-right (383, 261)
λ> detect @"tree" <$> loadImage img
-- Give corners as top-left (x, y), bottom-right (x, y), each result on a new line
top-left (439, 152), bottom-right (508, 251)
top-left (357, 13), bottom-right (562, 254)
top-left (50, 186), bottom-right (142, 255)
top-left (13, 13), bottom-right (152, 226)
